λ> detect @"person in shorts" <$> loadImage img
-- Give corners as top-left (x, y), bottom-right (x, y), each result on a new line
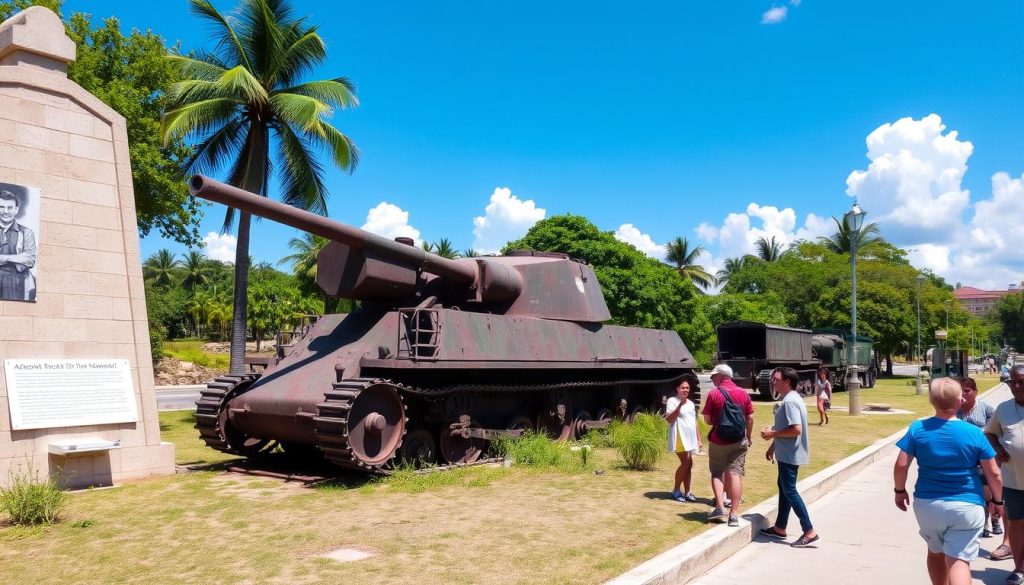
top-left (986, 365), bottom-right (1024, 585)
top-left (665, 374), bottom-right (702, 502)
top-left (701, 364), bottom-right (754, 527)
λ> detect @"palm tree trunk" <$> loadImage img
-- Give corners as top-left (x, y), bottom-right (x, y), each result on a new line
top-left (229, 212), bottom-right (252, 375)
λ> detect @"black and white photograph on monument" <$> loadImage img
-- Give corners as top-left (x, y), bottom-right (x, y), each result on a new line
top-left (0, 182), bottom-right (39, 302)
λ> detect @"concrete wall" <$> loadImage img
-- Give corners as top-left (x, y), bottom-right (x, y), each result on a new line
top-left (0, 7), bottom-right (173, 488)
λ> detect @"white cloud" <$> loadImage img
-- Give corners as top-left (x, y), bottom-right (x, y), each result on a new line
top-left (202, 232), bottom-right (236, 262)
top-left (361, 202), bottom-right (422, 245)
top-left (614, 224), bottom-right (665, 259)
top-left (789, 0), bottom-right (801, 6)
top-left (472, 187), bottom-right (546, 254)
top-left (761, 6), bottom-right (788, 24)
top-left (845, 114), bottom-right (973, 244)
top-left (698, 202), bottom-right (829, 262)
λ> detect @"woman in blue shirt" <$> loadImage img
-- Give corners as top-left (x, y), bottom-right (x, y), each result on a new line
top-left (894, 377), bottom-right (1003, 585)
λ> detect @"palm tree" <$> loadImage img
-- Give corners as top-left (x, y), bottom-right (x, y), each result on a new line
top-left (432, 238), bottom-right (459, 259)
top-left (817, 216), bottom-right (885, 256)
top-left (715, 256), bottom-right (753, 287)
top-left (181, 250), bottom-right (212, 290)
top-left (279, 232), bottom-right (328, 280)
top-left (754, 236), bottom-right (784, 262)
top-left (143, 249), bottom-right (180, 287)
top-left (664, 236), bottom-right (714, 290)
top-left (162, 0), bottom-right (359, 374)
top-left (420, 241), bottom-right (434, 253)
top-left (461, 248), bottom-right (480, 258)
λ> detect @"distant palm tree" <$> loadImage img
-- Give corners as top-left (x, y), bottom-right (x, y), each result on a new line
top-left (754, 236), bottom-right (784, 262)
top-left (143, 249), bottom-right (180, 287)
top-left (421, 241), bottom-right (434, 253)
top-left (715, 256), bottom-right (753, 287)
top-left (279, 233), bottom-right (328, 281)
top-left (664, 236), bottom-right (715, 290)
top-left (162, 0), bottom-right (359, 374)
top-left (461, 248), bottom-right (480, 258)
top-left (181, 250), bottom-right (212, 290)
top-left (817, 216), bottom-right (885, 256)
top-left (432, 238), bottom-right (459, 259)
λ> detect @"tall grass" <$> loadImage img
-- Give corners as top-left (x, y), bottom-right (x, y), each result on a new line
top-left (0, 466), bottom-right (69, 526)
top-left (492, 431), bottom-right (592, 473)
top-left (162, 340), bottom-right (230, 369)
top-left (611, 413), bottom-right (666, 471)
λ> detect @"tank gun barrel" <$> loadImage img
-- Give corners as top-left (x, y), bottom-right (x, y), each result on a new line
top-left (188, 175), bottom-right (476, 286)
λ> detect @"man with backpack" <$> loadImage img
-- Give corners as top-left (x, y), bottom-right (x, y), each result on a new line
top-left (702, 364), bottom-right (754, 526)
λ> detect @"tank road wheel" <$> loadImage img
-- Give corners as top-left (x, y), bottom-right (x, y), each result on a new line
top-left (506, 416), bottom-right (534, 436)
top-left (538, 411), bottom-right (572, 441)
top-left (315, 379), bottom-right (408, 472)
top-left (399, 429), bottom-right (437, 467)
top-left (194, 374), bottom-right (264, 456)
top-left (626, 404), bottom-right (645, 423)
top-left (573, 410), bottom-right (593, 440)
top-left (441, 418), bottom-right (485, 464)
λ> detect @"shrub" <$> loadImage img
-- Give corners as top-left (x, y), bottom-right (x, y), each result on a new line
top-left (0, 466), bottom-right (69, 526)
top-left (492, 431), bottom-right (591, 473)
top-left (148, 319), bottom-right (166, 365)
top-left (612, 413), bottom-right (666, 471)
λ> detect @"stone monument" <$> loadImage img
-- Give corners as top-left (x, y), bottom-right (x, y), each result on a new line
top-left (0, 7), bottom-right (174, 488)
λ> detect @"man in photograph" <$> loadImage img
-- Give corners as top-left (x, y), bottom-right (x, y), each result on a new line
top-left (0, 189), bottom-right (37, 301)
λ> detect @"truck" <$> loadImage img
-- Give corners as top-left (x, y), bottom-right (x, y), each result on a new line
top-left (716, 321), bottom-right (879, 401)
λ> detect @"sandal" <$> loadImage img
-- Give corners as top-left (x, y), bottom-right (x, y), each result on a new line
top-left (791, 534), bottom-right (820, 548)
top-left (991, 544), bottom-right (1013, 560)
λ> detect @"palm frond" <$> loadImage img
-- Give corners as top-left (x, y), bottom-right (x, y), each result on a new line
top-left (275, 122), bottom-right (328, 215)
top-left (271, 92), bottom-right (333, 130)
top-left (276, 28), bottom-right (328, 85)
top-left (275, 78), bottom-right (358, 111)
top-left (166, 54), bottom-right (227, 82)
top-left (219, 65), bottom-right (270, 104)
top-left (312, 121), bottom-right (359, 172)
top-left (182, 118), bottom-right (246, 176)
top-left (188, 0), bottom-right (253, 72)
top-left (161, 98), bottom-right (239, 144)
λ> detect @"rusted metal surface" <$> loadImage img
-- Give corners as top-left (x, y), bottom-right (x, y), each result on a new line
top-left (188, 176), bottom-right (698, 474)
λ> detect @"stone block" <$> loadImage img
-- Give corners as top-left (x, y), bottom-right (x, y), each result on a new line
top-left (0, 395), bottom-right (9, 430)
top-left (94, 228), bottom-right (124, 252)
top-left (42, 198), bottom-right (73, 224)
top-left (43, 105), bottom-right (94, 136)
top-left (0, 168), bottom-right (68, 200)
top-left (0, 315), bottom-right (34, 340)
top-left (71, 248), bottom-right (126, 275)
top-left (68, 178), bottom-right (117, 207)
top-left (86, 319), bottom-right (133, 343)
top-left (72, 202), bottom-right (121, 230)
top-left (0, 91), bottom-right (44, 125)
top-left (0, 142), bottom-right (45, 170)
top-left (42, 222), bottom-right (96, 249)
top-left (69, 134), bottom-right (114, 163)
top-left (3, 340), bottom-right (63, 359)
top-left (32, 316), bottom-right (89, 342)
top-left (111, 298), bottom-right (131, 321)
top-left (16, 121), bottom-right (67, 153)
top-left (63, 295), bottom-right (112, 320)
top-left (93, 118), bottom-right (112, 141)
top-left (88, 273), bottom-right (128, 297)
top-left (0, 117), bottom-right (15, 143)
top-left (1, 291), bottom-right (63, 316)
top-left (68, 156), bottom-right (115, 184)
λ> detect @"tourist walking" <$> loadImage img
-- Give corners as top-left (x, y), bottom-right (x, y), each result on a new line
top-left (985, 365), bottom-right (1024, 585)
top-left (815, 367), bottom-right (832, 426)
top-left (759, 367), bottom-right (819, 547)
top-left (894, 377), bottom-right (1003, 585)
top-left (665, 375), bottom-right (702, 502)
top-left (701, 364), bottom-right (753, 527)
top-left (957, 377), bottom-right (1006, 550)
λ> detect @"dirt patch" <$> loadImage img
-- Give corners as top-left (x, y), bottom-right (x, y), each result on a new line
top-left (154, 356), bottom-right (223, 385)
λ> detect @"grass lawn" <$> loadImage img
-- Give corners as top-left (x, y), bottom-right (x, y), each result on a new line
top-left (162, 339), bottom-right (231, 370)
top-left (0, 374), bottom-right (1002, 585)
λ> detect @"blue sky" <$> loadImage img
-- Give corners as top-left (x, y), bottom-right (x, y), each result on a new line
top-left (63, 0), bottom-right (1024, 289)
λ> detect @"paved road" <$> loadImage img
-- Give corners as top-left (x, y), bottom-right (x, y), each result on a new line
top-left (690, 382), bottom-right (1013, 585)
top-left (156, 385), bottom-right (205, 411)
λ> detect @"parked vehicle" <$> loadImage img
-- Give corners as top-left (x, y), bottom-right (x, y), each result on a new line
top-left (716, 321), bottom-right (878, 401)
top-left (923, 347), bottom-right (970, 380)
top-left (188, 175), bottom-right (697, 473)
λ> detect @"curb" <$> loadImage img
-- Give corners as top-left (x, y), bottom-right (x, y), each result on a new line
top-left (606, 379), bottom-right (1010, 585)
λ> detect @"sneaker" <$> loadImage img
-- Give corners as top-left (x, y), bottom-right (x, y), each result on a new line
top-left (791, 534), bottom-right (820, 548)
top-left (759, 527), bottom-right (787, 539)
top-left (684, 492), bottom-right (698, 502)
top-left (707, 508), bottom-right (727, 523)
top-left (728, 515), bottom-right (739, 527)
top-left (671, 490), bottom-right (686, 503)
top-left (990, 544), bottom-right (1013, 560)
top-left (1006, 570), bottom-right (1024, 585)
top-left (724, 497), bottom-right (732, 508)
top-left (984, 528), bottom-right (993, 538)
top-left (993, 518), bottom-right (1004, 535)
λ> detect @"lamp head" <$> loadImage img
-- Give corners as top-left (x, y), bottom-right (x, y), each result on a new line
top-left (845, 201), bottom-right (866, 231)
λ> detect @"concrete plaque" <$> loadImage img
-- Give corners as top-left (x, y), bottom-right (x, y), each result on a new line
top-left (4, 359), bottom-right (138, 430)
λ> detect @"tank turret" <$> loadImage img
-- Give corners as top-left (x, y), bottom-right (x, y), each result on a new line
top-left (188, 176), bottom-right (694, 472)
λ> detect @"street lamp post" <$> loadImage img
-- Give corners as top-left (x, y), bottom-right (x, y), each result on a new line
top-left (916, 275), bottom-right (926, 395)
top-left (846, 201), bottom-right (866, 416)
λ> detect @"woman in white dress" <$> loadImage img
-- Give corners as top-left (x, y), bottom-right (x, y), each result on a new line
top-left (815, 367), bottom-right (832, 425)
top-left (666, 376), bottom-right (702, 502)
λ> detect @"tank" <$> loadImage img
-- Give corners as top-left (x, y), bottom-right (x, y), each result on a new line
top-left (716, 321), bottom-right (819, 400)
top-left (188, 176), bottom-right (698, 472)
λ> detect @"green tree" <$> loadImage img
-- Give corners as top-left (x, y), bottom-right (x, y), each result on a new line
top-left (995, 293), bottom-right (1024, 350)
top-left (461, 248), bottom-right (480, 258)
top-left (247, 269), bottom-right (323, 351)
top-left (163, 0), bottom-right (358, 374)
top-left (180, 250), bottom-right (212, 291)
top-left (817, 215), bottom-right (885, 257)
top-left (0, 0), bottom-right (204, 245)
top-left (432, 238), bottom-right (459, 259)
top-left (664, 236), bottom-right (714, 290)
top-left (143, 249), bottom-right (180, 288)
top-left (754, 236), bottom-right (784, 262)
top-left (715, 256), bottom-right (753, 288)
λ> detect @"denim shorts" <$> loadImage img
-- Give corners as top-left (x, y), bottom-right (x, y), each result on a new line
top-left (912, 498), bottom-right (985, 561)
top-left (1004, 487), bottom-right (1024, 521)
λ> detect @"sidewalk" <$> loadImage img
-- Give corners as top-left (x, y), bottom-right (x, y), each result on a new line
top-left (690, 383), bottom-right (1013, 585)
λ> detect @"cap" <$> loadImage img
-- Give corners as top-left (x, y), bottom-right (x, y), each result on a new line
top-left (710, 364), bottom-right (734, 378)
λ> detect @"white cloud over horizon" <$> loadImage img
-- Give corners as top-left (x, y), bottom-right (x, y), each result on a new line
top-left (361, 202), bottom-right (422, 246)
top-left (202, 232), bottom-right (236, 262)
top-left (614, 223), bottom-right (666, 260)
top-left (472, 187), bottom-right (546, 254)
top-left (761, 6), bottom-right (788, 24)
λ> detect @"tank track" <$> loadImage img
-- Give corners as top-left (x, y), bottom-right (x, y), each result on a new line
top-left (194, 373), bottom-right (261, 453)
top-left (756, 369), bottom-right (774, 400)
top-left (311, 374), bottom-right (686, 474)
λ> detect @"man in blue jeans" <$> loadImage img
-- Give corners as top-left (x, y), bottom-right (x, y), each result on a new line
top-left (759, 366), bottom-right (820, 547)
